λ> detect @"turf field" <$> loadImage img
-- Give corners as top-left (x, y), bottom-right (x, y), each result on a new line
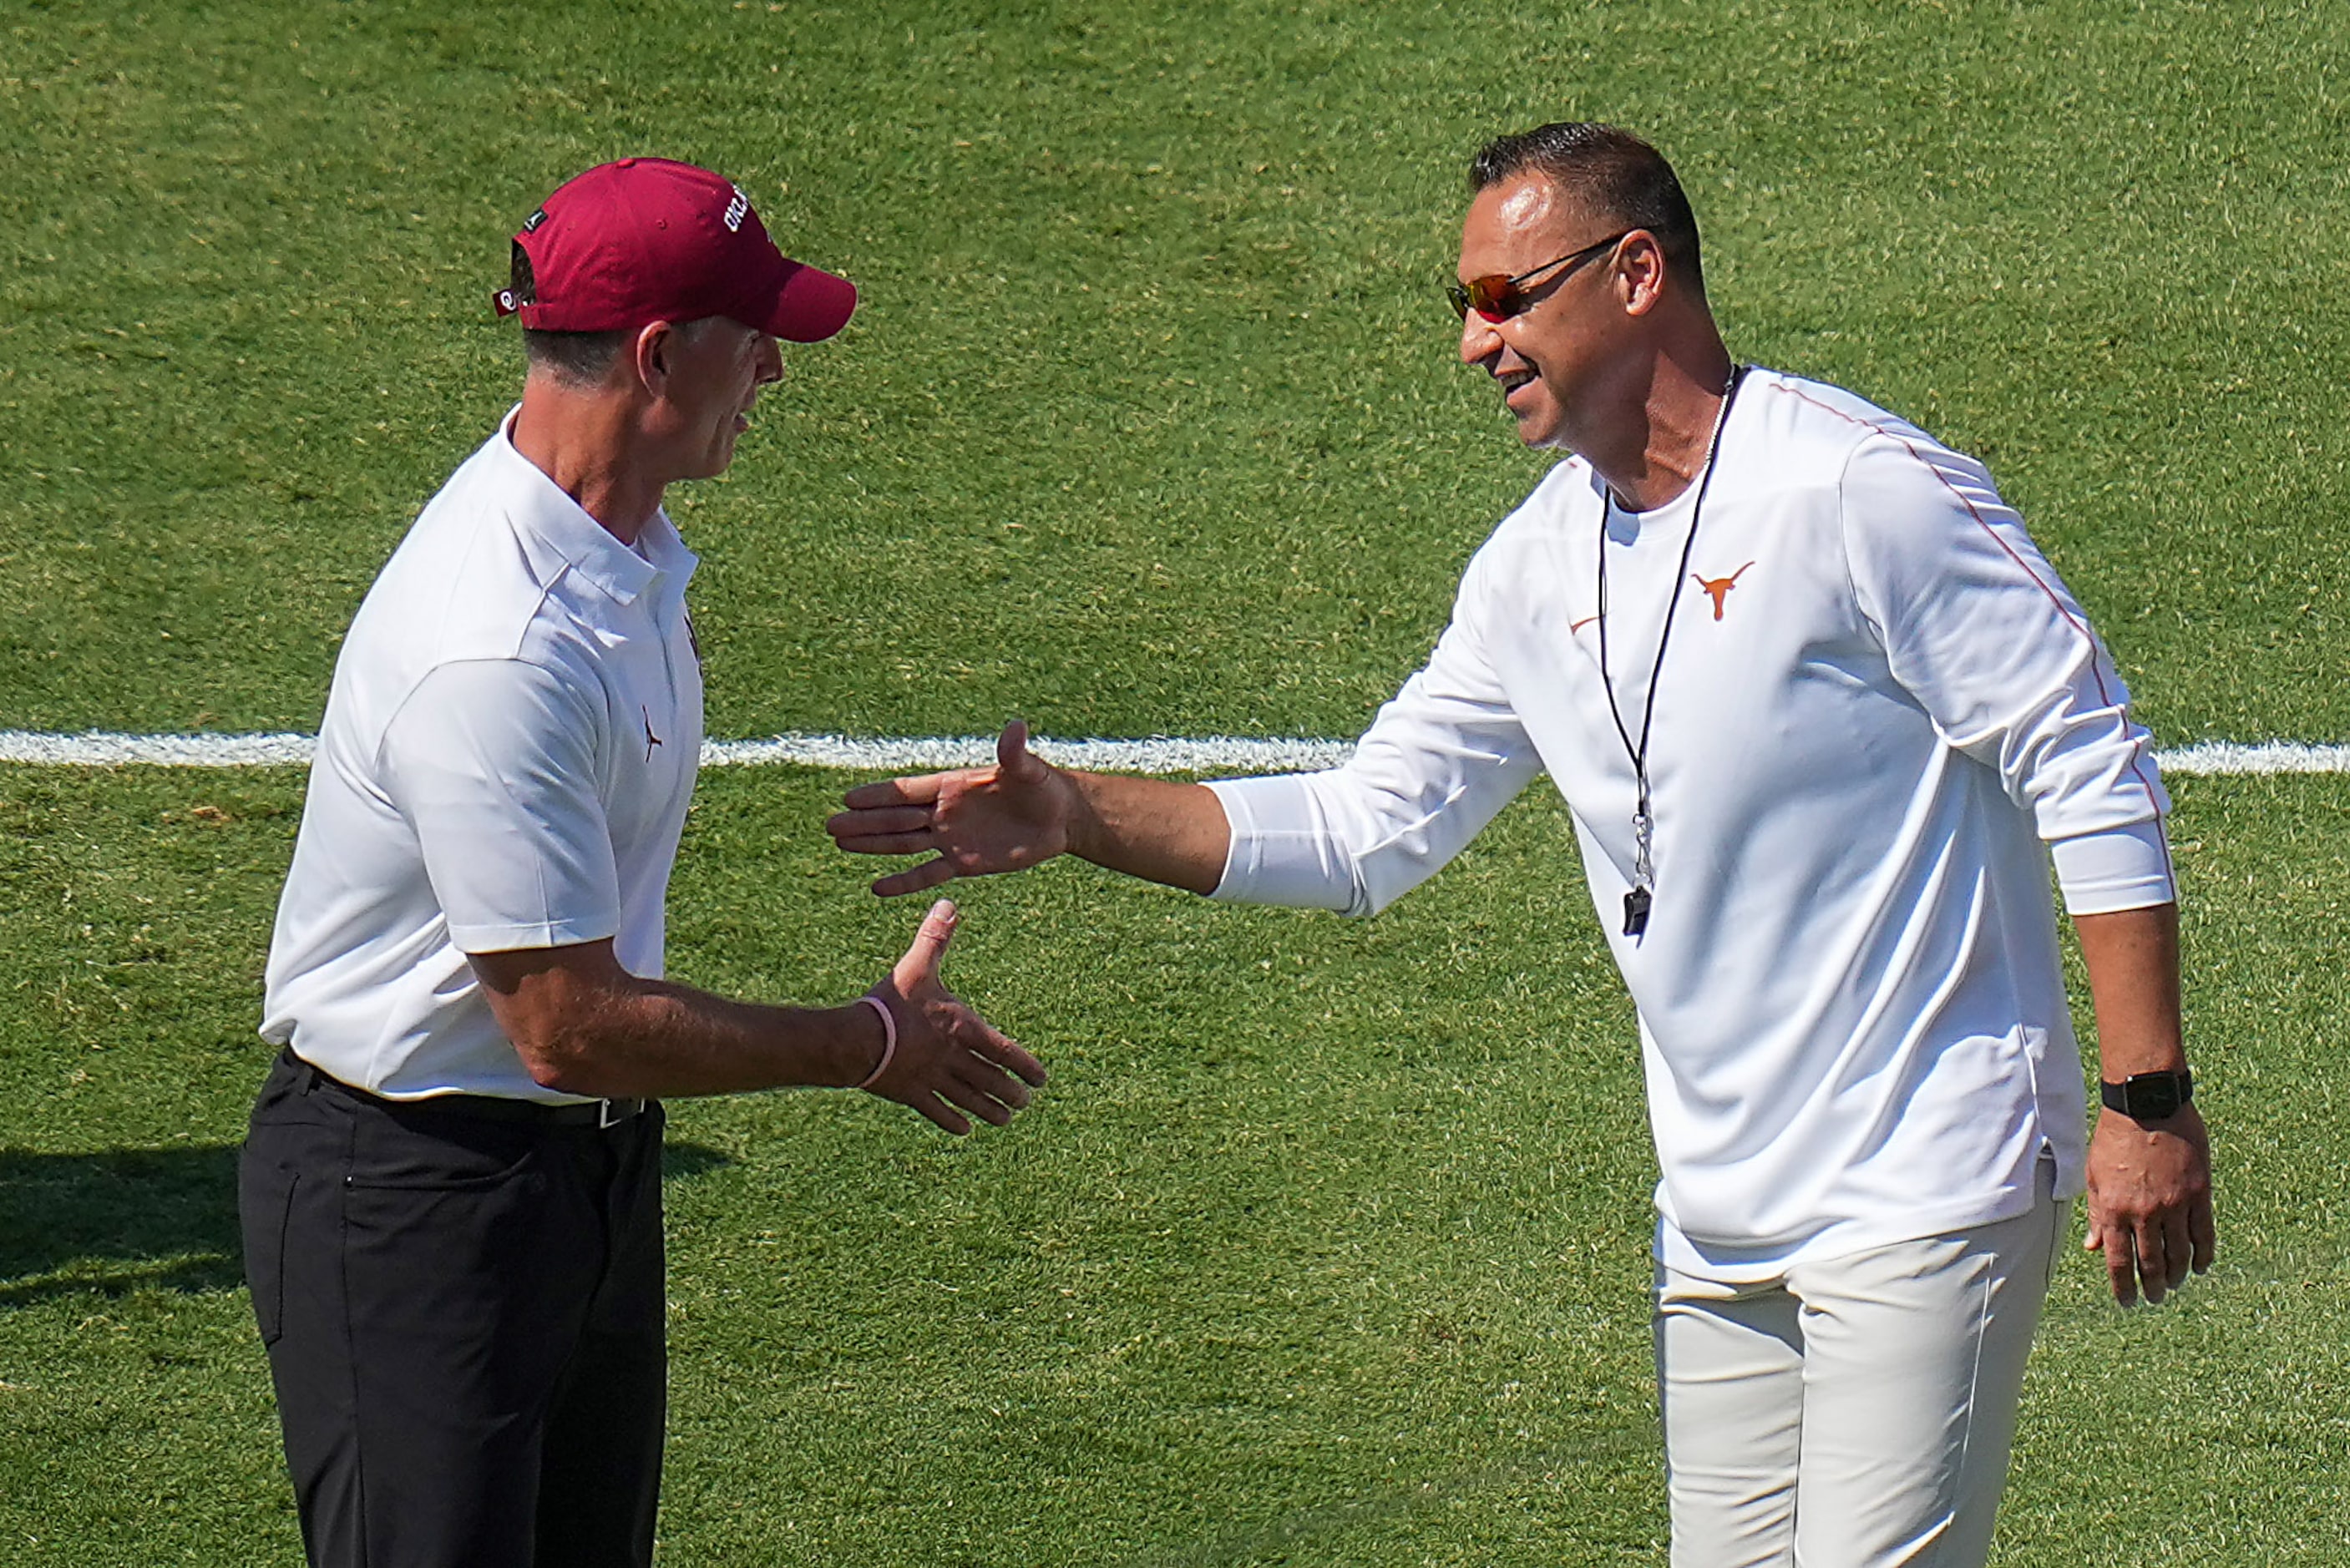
top-left (4, 0), bottom-right (2348, 1561)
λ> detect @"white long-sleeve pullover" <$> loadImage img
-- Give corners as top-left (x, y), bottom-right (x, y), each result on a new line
top-left (1208, 368), bottom-right (2172, 1279)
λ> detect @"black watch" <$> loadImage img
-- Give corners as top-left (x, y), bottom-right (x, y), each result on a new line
top-left (2099, 1068), bottom-right (2194, 1123)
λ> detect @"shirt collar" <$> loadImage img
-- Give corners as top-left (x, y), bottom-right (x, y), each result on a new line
top-left (490, 407), bottom-right (699, 609)
top-left (634, 506), bottom-right (700, 624)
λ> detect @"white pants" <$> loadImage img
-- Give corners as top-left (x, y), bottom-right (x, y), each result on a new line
top-left (1655, 1169), bottom-right (2067, 1568)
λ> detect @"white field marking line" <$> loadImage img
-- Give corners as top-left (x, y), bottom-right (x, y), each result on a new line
top-left (1, 730), bottom-right (2346, 776)
top-left (0, 730), bottom-right (1356, 773)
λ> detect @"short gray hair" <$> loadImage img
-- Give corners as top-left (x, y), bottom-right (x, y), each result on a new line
top-left (509, 241), bottom-right (723, 385)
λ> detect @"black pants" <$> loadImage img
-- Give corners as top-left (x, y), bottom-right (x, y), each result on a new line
top-left (240, 1050), bottom-right (667, 1568)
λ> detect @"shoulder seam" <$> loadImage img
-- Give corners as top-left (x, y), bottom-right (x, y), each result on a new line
top-left (1780, 381), bottom-right (2167, 823)
top-left (373, 653), bottom-right (605, 786)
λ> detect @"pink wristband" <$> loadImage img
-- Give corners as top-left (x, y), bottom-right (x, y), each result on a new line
top-left (855, 994), bottom-right (898, 1090)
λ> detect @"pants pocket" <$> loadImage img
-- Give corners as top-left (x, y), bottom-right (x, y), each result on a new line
top-left (237, 1156), bottom-right (300, 1347)
top-left (342, 1113), bottom-right (543, 1192)
top-left (2037, 1151), bottom-right (2069, 1291)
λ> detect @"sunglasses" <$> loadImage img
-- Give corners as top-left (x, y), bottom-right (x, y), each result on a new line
top-left (1448, 230), bottom-right (1634, 322)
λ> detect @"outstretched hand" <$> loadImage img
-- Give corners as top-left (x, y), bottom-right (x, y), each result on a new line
top-left (861, 899), bottom-right (1047, 1135)
top-left (828, 721), bottom-right (1079, 898)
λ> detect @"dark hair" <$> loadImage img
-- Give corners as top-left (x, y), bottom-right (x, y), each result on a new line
top-left (1469, 123), bottom-right (1704, 296)
top-left (510, 240), bottom-right (631, 384)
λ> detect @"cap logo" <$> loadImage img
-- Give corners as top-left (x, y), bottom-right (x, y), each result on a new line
top-left (522, 208), bottom-right (549, 233)
top-left (722, 185), bottom-right (750, 233)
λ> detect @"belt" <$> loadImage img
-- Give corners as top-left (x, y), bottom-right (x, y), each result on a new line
top-left (286, 1050), bottom-right (651, 1129)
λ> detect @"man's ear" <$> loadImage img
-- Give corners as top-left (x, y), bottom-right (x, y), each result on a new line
top-left (631, 319), bottom-right (676, 395)
top-left (1616, 231), bottom-right (1671, 318)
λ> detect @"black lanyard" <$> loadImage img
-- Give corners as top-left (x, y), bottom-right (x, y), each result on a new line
top-left (1596, 365), bottom-right (1746, 938)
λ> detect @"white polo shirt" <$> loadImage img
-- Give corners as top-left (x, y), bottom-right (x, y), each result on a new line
top-left (1208, 367), bottom-right (2172, 1281)
top-left (261, 410), bottom-right (704, 1101)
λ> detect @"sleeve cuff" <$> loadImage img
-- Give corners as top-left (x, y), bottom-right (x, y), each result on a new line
top-left (2050, 817), bottom-right (2175, 915)
top-left (446, 914), bottom-right (622, 955)
top-left (1203, 775), bottom-right (1362, 913)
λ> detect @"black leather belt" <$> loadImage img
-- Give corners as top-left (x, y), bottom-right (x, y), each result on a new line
top-left (285, 1050), bottom-right (651, 1129)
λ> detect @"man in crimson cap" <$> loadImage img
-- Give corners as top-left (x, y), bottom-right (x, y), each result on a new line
top-left (494, 156), bottom-right (858, 342)
top-left (242, 158), bottom-right (1046, 1568)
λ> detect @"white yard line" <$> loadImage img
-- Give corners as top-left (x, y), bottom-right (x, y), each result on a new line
top-left (698, 734), bottom-right (1358, 772)
top-left (2149, 741), bottom-right (2350, 776)
top-left (0, 731), bottom-right (324, 767)
top-left (2, 729), bottom-right (2345, 776)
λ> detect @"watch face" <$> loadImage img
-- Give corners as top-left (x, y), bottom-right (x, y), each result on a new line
top-left (2123, 1072), bottom-right (2186, 1121)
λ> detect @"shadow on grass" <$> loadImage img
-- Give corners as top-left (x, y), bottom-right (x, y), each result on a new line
top-left (0, 1139), bottom-right (735, 1311)
top-left (0, 1144), bottom-right (244, 1305)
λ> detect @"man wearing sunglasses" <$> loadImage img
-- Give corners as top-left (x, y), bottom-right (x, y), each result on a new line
top-left (828, 122), bottom-right (2211, 1566)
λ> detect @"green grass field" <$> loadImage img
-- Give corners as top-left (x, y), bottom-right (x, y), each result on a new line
top-left (6, 0), bottom-right (2350, 1561)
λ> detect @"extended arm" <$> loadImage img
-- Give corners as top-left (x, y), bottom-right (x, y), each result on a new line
top-left (2074, 901), bottom-right (2214, 1305)
top-left (832, 549), bottom-right (1544, 912)
top-left (826, 722), bottom-right (1229, 898)
top-left (377, 665), bottom-right (1041, 1133)
top-left (469, 900), bottom-right (1046, 1136)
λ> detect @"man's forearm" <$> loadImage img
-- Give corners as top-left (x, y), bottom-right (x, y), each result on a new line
top-left (2072, 902), bottom-right (2187, 1079)
top-left (476, 943), bottom-right (882, 1100)
top-left (564, 980), bottom-right (885, 1099)
top-left (2073, 899), bottom-right (2214, 1303)
top-left (479, 908), bottom-right (1045, 1136)
top-left (1064, 771), bottom-right (1231, 895)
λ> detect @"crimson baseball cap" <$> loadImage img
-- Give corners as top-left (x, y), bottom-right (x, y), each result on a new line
top-left (492, 157), bottom-right (856, 343)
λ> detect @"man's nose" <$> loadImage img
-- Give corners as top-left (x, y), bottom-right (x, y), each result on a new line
top-left (1458, 308), bottom-right (1502, 366)
top-left (755, 333), bottom-right (784, 384)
